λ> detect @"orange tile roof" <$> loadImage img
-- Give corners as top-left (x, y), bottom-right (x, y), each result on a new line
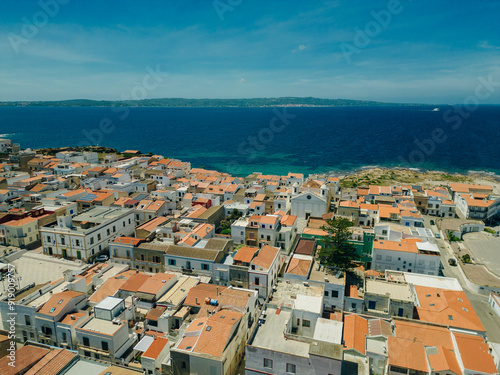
top-left (143, 337), bottom-right (169, 360)
top-left (24, 348), bottom-right (77, 375)
top-left (339, 200), bottom-right (359, 208)
top-left (259, 215), bottom-right (279, 225)
top-left (2, 216), bottom-right (38, 227)
top-left (286, 257), bottom-right (312, 276)
top-left (414, 286), bottom-right (484, 331)
top-left (59, 312), bottom-right (87, 327)
top-left (177, 310), bottom-right (243, 358)
top-left (388, 336), bottom-right (429, 372)
top-left (233, 246), bottom-right (259, 263)
top-left (303, 227), bottom-right (327, 236)
top-left (145, 306), bottom-right (167, 321)
top-left (343, 314), bottom-right (368, 354)
top-left (453, 332), bottom-right (497, 374)
top-left (395, 320), bottom-right (453, 350)
top-left (89, 271), bottom-right (136, 303)
top-left (251, 245), bottom-right (279, 269)
top-left (378, 205), bottom-right (400, 219)
top-left (137, 216), bottom-right (169, 232)
top-left (0, 345), bottom-right (50, 375)
top-left (114, 237), bottom-right (143, 246)
top-left (449, 183), bottom-right (492, 193)
top-left (138, 273), bottom-right (176, 295)
top-left (374, 239), bottom-right (419, 253)
top-left (428, 345), bottom-right (462, 375)
top-left (119, 272), bottom-right (150, 293)
top-left (38, 291), bottom-right (84, 316)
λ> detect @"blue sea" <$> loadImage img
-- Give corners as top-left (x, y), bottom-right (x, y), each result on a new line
top-left (0, 106), bottom-right (499, 177)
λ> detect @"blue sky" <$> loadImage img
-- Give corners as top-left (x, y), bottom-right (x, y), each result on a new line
top-left (1, 0), bottom-right (499, 103)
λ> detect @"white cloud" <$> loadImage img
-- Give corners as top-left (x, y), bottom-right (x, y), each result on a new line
top-left (478, 40), bottom-right (500, 50)
top-left (292, 44), bottom-right (306, 53)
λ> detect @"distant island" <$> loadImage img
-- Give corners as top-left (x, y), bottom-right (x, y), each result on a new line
top-left (0, 97), bottom-right (423, 108)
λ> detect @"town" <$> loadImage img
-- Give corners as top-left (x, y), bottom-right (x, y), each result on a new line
top-left (0, 138), bottom-right (500, 375)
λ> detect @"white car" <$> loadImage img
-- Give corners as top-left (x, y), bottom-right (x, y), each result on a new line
top-left (95, 255), bottom-right (109, 262)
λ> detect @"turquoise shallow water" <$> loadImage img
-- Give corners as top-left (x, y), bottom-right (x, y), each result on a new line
top-left (0, 105), bottom-right (499, 176)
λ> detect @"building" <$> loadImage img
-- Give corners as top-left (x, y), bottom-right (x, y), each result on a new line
top-left (75, 297), bottom-right (136, 363)
top-left (246, 280), bottom-right (343, 375)
top-left (171, 310), bottom-right (246, 375)
top-left (290, 187), bottom-right (329, 220)
top-left (248, 245), bottom-right (282, 298)
top-left (372, 239), bottom-right (440, 275)
top-left (40, 206), bottom-right (135, 261)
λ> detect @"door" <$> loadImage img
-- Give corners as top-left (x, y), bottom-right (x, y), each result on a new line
top-left (77, 251), bottom-right (81, 260)
top-left (186, 261), bottom-right (191, 269)
top-left (398, 308), bottom-right (404, 317)
top-left (62, 249), bottom-right (67, 258)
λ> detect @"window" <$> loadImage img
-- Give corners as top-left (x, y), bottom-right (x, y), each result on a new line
top-left (76, 239), bottom-right (80, 246)
top-left (90, 237), bottom-right (94, 245)
top-left (286, 363), bottom-right (296, 374)
top-left (368, 301), bottom-right (376, 310)
top-left (302, 319), bottom-right (310, 327)
top-left (25, 315), bottom-right (31, 326)
top-left (60, 237), bottom-right (65, 245)
top-left (332, 290), bottom-right (339, 298)
top-left (101, 341), bottom-right (109, 351)
top-left (41, 326), bottom-right (52, 335)
top-left (181, 361), bottom-right (187, 369)
top-left (324, 290), bottom-right (329, 297)
top-left (46, 237), bottom-right (51, 243)
top-left (107, 229), bottom-right (110, 235)
top-left (168, 259), bottom-right (176, 266)
top-left (62, 332), bottom-right (67, 342)
top-left (140, 254), bottom-right (145, 261)
top-left (83, 337), bottom-right (90, 346)
top-left (263, 358), bottom-right (273, 369)
top-left (153, 256), bottom-right (160, 263)
top-left (386, 256), bottom-right (392, 261)
top-left (97, 233), bottom-right (101, 241)
top-left (129, 218), bottom-right (131, 224)
top-left (254, 277), bottom-right (260, 286)
top-left (376, 254), bottom-right (382, 260)
top-left (201, 263), bottom-right (209, 270)
top-left (112, 226), bottom-right (116, 233)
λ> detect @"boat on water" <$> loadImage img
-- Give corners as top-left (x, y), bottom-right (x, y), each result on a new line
top-left (432, 107), bottom-right (440, 111)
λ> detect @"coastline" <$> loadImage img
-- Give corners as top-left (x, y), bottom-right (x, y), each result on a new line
top-left (33, 145), bottom-right (500, 188)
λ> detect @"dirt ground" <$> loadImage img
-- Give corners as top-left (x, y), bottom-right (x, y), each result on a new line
top-left (339, 167), bottom-right (500, 191)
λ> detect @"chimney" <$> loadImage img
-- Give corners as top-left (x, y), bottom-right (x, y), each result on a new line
top-left (195, 297), bottom-right (198, 305)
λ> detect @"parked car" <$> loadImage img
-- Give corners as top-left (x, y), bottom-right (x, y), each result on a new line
top-left (430, 220), bottom-right (435, 225)
top-left (448, 258), bottom-right (457, 266)
top-left (95, 255), bottom-right (109, 262)
top-left (435, 233), bottom-right (441, 239)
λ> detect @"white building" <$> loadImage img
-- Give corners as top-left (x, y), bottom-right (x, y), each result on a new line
top-left (290, 186), bottom-right (329, 220)
top-left (249, 245), bottom-right (282, 298)
top-left (372, 239), bottom-right (440, 275)
top-left (40, 206), bottom-right (135, 261)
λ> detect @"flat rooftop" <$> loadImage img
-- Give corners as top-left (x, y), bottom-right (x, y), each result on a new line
top-left (250, 307), bottom-right (310, 357)
top-left (6, 252), bottom-right (84, 291)
top-left (313, 318), bottom-right (343, 344)
top-left (365, 279), bottom-right (413, 302)
top-left (79, 316), bottom-right (124, 335)
top-left (270, 279), bottom-right (324, 309)
top-left (402, 272), bottom-right (462, 291)
top-left (308, 261), bottom-right (346, 285)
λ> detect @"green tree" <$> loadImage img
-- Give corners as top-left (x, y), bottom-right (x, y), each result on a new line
top-left (318, 218), bottom-right (357, 271)
top-left (219, 209), bottom-right (243, 232)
